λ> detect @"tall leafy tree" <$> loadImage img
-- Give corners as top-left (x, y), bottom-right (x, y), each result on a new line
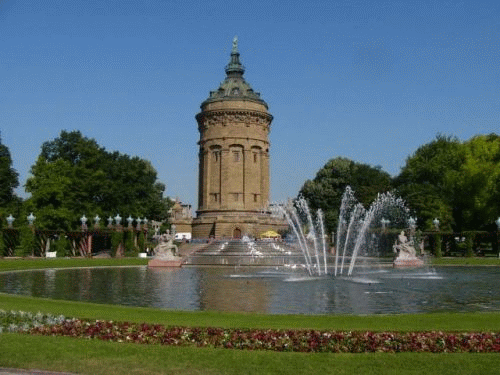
top-left (299, 157), bottom-right (392, 233)
top-left (25, 130), bottom-right (171, 230)
top-left (452, 134), bottom-right (500, 230)
top-left (394, 134), bottom-right (462, 231)
top-left (0, 132), bottom-right (19, 209)
top-left (395, 133), bottom-right (500, 231)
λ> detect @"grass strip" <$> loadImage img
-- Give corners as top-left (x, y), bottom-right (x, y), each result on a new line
top-left (431, 257), bottom-right (500, 266)
top-left (0, 257), bottom-right (148, 272)
top-left (2, 293), bottom-right (500, 332)
top-left (0, 256), bottom-right (499, 273)
top-left (1, 334), bottom-right (500, 375)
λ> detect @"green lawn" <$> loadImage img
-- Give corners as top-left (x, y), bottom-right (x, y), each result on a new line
top-left (431, 257), bottom-right (500, 266)
top-left (1, 334), bottom-right (500, 375)
top-left (1, 257), bottom-right (500, 374)
top-left (2, 293), bottom-right (500, 332)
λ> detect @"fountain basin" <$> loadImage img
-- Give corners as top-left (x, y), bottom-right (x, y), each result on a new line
top-left (1, 266), bottom-right (499, 315)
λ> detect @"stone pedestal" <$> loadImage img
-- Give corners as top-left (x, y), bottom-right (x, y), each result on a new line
top-left (148, 258), bottom-right (183, 267)
top-left (393, 257), bottom-right (424, 268)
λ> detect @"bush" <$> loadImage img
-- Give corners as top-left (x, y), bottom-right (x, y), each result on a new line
top-left (19, 226), bottom-right (36, 256)
top-left (124, 231), bottom-right (138, 257)
top-left (52, 235), bottom-right (71, 257)
top-left (138, 232), bottom-right (146, 253)
top-left (463, 231), bottom-right (475, 257)
top-left (2, 229), bottom-right (20, 257)
top-left (0, 221), bottom-right (4, 256)
top-left (433, 234), bottom-right (442, 258)
top-left (111, 231), bottom-right (124, 257)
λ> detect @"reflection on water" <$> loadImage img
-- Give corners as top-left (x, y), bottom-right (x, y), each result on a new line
top-left (0, 266), bottom-right (499, 315)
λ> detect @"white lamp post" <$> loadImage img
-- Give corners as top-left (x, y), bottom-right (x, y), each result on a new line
top-left (127, 216), bottom-right (133, 228)
top-left (6, 214), bottom-right (15, 228)
top-left (433, 218), bottom-right (440, 230)
top-left (27, 213), bottom-right (36, 226)
top-left (80, 215), bottom-right (88, 231)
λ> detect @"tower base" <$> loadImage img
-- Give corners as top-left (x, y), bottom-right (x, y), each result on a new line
top-left (192, 211), bottom-right (287, 239)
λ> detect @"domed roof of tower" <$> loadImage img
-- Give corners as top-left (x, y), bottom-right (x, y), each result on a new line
top-left (201, 37), bottom-right (268, 109)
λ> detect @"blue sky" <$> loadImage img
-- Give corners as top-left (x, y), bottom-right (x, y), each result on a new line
top-left (1, 0), bottom-right (498, 208)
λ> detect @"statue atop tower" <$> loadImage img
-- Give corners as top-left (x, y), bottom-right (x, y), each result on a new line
top-left (232, 36), bottom-right (238, 53)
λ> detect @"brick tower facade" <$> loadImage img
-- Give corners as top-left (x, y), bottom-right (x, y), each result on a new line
top-left (191, 38), bottom-right (286, 238)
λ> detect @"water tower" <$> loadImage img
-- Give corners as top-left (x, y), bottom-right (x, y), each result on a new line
top-left (191, 37), bottom-right (286, 238)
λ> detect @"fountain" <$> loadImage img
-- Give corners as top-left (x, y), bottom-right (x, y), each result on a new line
top-left (1, 188), bottom-right (492, 315)
top-left (186, 186), bottom-right (424, 275)
top-left (279, 186), bottom-right (424, 276)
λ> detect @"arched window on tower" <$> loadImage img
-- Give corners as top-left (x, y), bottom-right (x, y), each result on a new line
top-left (211, 145), bottom-right (222, 162)
top-left (251, 146), bottom-right (261, 164)
top-left (230, 144), bottom-right (244, 163)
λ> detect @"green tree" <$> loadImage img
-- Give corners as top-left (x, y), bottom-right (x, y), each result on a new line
top-left (26, 130), bottom-right (172, 231)
top-left (100, 152), bottom-right (171, 221)
top-left (299, 157), bottom-right (393, 233)
top-left (394, 135), bottom-right (462, 231)
top-left (395, 134), bottom-right (500, 232)
top-left (453, 134), bottom-right (500, 231)
top-left (0, 132), bottom-right (19, 209)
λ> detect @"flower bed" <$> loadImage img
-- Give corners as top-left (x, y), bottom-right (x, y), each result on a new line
top-left (23, 318), bottom-right (500, 353)
top-left (0, 309), bottom-right (67, 333)
top-left (2, 310), bottom-right (500, 353)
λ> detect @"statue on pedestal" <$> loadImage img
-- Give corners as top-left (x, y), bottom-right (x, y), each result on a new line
top-left (393, 230), bottom-right (424, 267)
top-left (153, 230), bottom-right (180, 260)
top-left (393, 231), bottom-right (416, 259)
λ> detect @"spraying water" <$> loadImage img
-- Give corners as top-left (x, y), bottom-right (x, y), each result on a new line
top-left (334, 187), bottom-right (357, 276)
top-left (280, 197), bottom-right (328, 275)
top-left (281, 187), bottom-right (410, 277)
top-left (340, 203), bottom-right (365, 275)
